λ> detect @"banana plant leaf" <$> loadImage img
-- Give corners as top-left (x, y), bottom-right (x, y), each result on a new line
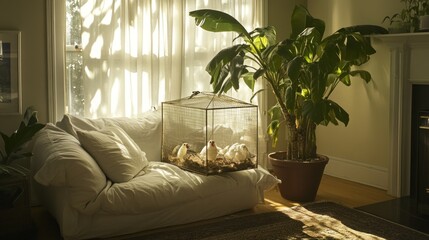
top-left (189, 9), bottom-right (250, 38)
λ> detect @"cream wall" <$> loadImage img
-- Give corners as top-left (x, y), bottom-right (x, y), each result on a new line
top-left (0, 0), bottom-right (48, 136)
top-left (267, 0), bottom-right (307, 40)
top-left (307, 0), bottom-right (403, 188)
top-left (308, 0), bottom-right (403, 35)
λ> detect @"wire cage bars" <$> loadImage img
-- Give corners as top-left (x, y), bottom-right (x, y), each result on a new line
top-left (161, 92), bottom-right (258, 175)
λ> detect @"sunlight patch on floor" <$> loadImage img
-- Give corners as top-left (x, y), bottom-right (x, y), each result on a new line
top-left (264, 198), bottom-right (299, 211)
top-left (281, 206), bottom-right (386, 240)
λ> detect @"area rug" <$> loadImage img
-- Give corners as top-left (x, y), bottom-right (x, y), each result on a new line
top-left (124, 201), bottom-right (429, 240)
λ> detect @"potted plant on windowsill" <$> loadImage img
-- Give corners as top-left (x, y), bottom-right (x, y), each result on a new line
top-left (418, 0), bottom-right (429, 31)
top-left (383, 0), bottom-right (424, 33)
top-left (190, 5), bottom-right (387, 202)
top-left (383, 13), bottom-right (413, 33)
top-left (0, 107), bottom-right (45, 176)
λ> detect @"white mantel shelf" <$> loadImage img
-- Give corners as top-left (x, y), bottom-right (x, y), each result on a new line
top-left (371, 32), bottom-right (429, 197)
top-left (373, 32), bottom-right (429, 42)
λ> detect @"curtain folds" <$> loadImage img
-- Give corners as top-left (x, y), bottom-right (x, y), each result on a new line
top-left (80, 0), bottom-right (182, 117)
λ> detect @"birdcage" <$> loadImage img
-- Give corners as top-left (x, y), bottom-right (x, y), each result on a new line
top-left (161, 92), bottom-right (258, 175)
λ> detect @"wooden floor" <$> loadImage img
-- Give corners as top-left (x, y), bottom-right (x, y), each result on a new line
top-left (30, 175), bottom-right (395, 240)
top-left (253, 174), bottom-right (394, 214)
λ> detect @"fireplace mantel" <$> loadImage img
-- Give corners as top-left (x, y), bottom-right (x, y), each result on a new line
top-left (373, 32), bottom-right (429, 197)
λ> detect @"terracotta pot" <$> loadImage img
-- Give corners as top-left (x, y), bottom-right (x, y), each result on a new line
top-left (268, 152), bottom-right (329, 202)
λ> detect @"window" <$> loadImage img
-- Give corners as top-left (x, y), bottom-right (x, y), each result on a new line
top-left (61, 0), bottom-right (265, 118)
top-left (66, 0), bottom-right (84, 116)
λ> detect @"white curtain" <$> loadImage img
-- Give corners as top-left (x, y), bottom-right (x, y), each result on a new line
top-left (80, 0), bottom-right (265, 117)
top-left (80, 0), bottom-right (181, 118)
top-left (182, 0), bottom-right (264, 99)
top-left (79, 0), bottom-right (268, 166)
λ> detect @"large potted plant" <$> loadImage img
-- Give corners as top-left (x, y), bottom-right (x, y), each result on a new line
top-left (190, 5), bottom-right (387, 202)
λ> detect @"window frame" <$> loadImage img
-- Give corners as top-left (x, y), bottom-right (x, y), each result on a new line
top-left (47, 0), bottom-right (66, 122)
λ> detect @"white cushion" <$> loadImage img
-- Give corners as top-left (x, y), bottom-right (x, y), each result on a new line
top-left (56, 111), bottom-right (162, 162)
top-left (33, 123), bottom-right (107, 214)
top-left (56, 114), bottom-right (105, 139)
top-left (103, 111), bottom-right (162, 162)
top-left (77, 125), bottom-right (148, 183)
top-left (97, 162), bottom-right (280, 214)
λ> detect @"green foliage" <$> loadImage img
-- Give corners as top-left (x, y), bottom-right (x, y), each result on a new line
top-left (0, 107), bottom-right (45, 174)
top-left (190, 5), bottom-right (387, 160)
top-left (190, 9), bottom-right (250, 37)
top-left (383, 0), bottom-right (429, 32)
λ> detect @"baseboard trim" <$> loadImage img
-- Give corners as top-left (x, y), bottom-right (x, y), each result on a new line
top-left (322, 155), bottom-right (388, 190)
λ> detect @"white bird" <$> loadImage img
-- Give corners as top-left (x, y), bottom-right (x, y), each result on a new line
top-left (223, 143), bottom-right (252, 162)
top-left (224, 143), bottom-right (239, 160)
top-left (207, 140), bottom-right (219, 161)
top-left (200, 140), bottom-right (219, 161)
top-left (234, 144), bottom-right (249, 162)
top-left (177, 143), bottom-right (189, 161)
top-left (218, 145), bottom-right (230, 155)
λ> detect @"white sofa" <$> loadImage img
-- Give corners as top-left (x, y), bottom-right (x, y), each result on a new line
top-left (31, 110), bottom-right (279, 239)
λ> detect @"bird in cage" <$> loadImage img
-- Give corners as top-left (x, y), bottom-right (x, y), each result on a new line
top-left (224, 143), bottom-right (238, 160)
top-left (224, 143), bottom-right (252, 162)
top-left (200, 140), bottom-right (219, 161)
top-left (235, 144), bottom-right (251, 162)
top-left (176, 143), bottom-right (189, 162)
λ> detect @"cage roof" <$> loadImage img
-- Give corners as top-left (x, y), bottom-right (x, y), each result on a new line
top-left (162, 92), bottom-right (257, 110)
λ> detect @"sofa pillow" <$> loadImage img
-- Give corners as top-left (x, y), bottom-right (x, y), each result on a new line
top-left (76, 125), bottom-right (148, 183)
top-left (104, 110), bottom-right (162, 162)
top-left (56, 111), bottom-right (162, 162)
top-left (33, 123), bottom-right (107, 214)
top-left (56, 114), bottom-right (105, 139)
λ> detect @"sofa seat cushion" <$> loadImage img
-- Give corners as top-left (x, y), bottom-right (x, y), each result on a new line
top-left (97, 161), bottom-right (279, 214)
top-left (77, 125), bottom-right (149, 183)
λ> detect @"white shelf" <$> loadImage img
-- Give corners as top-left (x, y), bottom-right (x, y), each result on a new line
top-left (372, 32), bottom-right (429, 44)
